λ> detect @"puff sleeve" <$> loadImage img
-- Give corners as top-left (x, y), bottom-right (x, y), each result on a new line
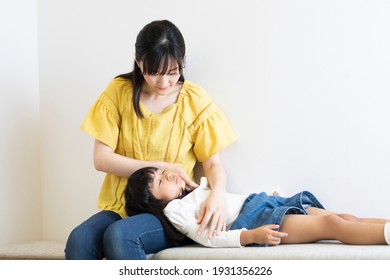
top-left (190, 103), bottom-right (236, 162)
top-left (80, 81), bottom-right (122, 150)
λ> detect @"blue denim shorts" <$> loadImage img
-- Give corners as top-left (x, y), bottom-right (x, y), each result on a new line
top-left (230, 190), bottom-right (324, 245)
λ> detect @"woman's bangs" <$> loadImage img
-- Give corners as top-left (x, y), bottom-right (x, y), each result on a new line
top-left (142, 52), bottom-right (181, 75)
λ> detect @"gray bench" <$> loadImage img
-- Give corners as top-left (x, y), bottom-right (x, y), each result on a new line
top-left (0, 240), bottom-right (65, 260)
top-left (1, 240), bottom-right (389, 260)
top-left (151, 241), bottom-right (390, 260)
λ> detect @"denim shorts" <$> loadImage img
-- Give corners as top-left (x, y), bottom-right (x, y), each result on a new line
top-left (230, 190), bottom-right (324, 246)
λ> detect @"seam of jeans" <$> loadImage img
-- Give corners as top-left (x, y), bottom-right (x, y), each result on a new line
top-left (136, 227), bottom-right (165, 243)
top-left (133, 227), bottom-right (166, 259)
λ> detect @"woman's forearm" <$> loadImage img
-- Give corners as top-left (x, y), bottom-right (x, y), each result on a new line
top-left (198, 153), bottom-right (228, 237)
top-left (93, 139), bottom-right (164, 177)
top-left (202, 154), bottom-right (227, 193)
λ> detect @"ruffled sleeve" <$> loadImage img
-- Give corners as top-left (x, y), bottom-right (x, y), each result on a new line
top-left (80, 80), bottom-right (122, 150)
top-left (190, 103), bottom-right (236, 162)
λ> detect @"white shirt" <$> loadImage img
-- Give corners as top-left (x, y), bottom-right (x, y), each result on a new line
top-left (163, 177), bottom-right (248, 247)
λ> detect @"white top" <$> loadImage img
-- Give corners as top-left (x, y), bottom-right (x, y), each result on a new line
top-left (163, 177), bottom-right (248, 247)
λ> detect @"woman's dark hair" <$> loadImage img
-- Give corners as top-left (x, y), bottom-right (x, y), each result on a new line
top-left (124, 167), bottom-right (187, 244)
top-left (117, 20), bottom-right (186, 118)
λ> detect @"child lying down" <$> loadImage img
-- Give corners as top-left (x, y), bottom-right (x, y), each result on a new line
top-left (124, 167), bottom-right (390, 248)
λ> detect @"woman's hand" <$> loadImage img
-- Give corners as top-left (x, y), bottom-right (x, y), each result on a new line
top-left (240, 225), bottom-right (288, 246)
top-left (158, 162), bottom-right (198, 189)
top-left (197, 189), bottom-right (227, 239)
top-left (197, 154), bottom-right (228, 239)
top-left (93, 140), bottom-right (198, 187)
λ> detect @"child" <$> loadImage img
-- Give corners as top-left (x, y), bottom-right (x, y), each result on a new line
top-left (124, 167), bottom-right (390, 248)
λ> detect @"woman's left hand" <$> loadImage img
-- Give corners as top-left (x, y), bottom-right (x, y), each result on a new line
top-left (197, 153), bottom-right (228, 239)
top-left (197, 189), bottom-right (227, 239)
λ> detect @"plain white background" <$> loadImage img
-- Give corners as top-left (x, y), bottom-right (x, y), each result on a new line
top-left (0, 0), bottom-right (41, 244)
top-left (1, 0), bottom-right (390, 244)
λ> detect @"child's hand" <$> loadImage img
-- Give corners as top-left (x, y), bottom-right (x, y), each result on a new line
top-left (240, 224), bottom-right (288, 246)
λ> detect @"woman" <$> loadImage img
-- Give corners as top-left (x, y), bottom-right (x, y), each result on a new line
top-left (65, 20), bottom-right (236, 259)
top-left (125, 167), bottom-right (390, 247)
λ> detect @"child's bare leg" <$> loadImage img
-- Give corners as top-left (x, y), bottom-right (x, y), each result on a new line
top-left (306, 207), bottom-right (390, 224)
top-left (279, 213), bottom-right (387, 245)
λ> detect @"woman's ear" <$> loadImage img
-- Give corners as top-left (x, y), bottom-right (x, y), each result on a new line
top-left (134, 58), bottom-right (143, 74)
top-left (134, 54), bottom-right (141, 68)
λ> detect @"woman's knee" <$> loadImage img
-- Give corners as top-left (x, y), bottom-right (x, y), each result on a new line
top-left (103, 213), bottom-right (171, 260)
top-left (65, 211), bottom-right (121, 259)
top-left (103, 220), bottom-right (128, 248)
top-left (104, 214), bottom-right (158, 244)
top-left (65, 225), bottom-right (102, 259)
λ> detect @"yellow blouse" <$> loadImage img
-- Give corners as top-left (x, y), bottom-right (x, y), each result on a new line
top-left (81, 78), bottom-right (236, 217)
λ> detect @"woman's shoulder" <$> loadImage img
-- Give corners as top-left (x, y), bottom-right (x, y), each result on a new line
top-left (181, 80), bottom-right (211, 103)
top-left (104, 77), bottom-right (133, 97)
top-left (97, 77), bottom-right (133, 108)
top-left (178, 80), bottom-right (213, 118)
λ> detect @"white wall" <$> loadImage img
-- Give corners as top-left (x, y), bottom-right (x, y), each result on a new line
top-left (34, 0), bottom-right (390, 241)
top-left (0, 0), bottom-right (41, 245)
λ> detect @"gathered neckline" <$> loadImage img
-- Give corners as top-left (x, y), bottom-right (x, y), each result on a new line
top-left (139, 80), bottom-right (187, 117)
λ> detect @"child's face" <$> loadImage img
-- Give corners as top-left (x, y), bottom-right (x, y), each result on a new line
top-left (150, 169), bottom-right (186, 203)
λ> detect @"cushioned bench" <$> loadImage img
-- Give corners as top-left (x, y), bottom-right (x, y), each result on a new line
top-left (0, 241), bottom-right (65, 260)
top-left (151, 241), bottom-right (390, 260)
top-left (1, 240), bottom-right (389, 260)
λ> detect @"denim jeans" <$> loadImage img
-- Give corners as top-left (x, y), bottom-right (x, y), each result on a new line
top-left (65, 210), bottom-right (172, 260)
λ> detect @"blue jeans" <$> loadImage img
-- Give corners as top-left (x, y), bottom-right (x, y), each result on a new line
top-left (65, 211), bottom-right (173, 259)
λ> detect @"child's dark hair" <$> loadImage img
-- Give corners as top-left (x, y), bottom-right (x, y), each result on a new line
top-left (124, 167), bottom-right (186, 244)
top-left (117, 20), bottom-right (186, 118)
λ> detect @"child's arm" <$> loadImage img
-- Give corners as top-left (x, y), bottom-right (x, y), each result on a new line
top-left (240, 225), bottom-right (288, 246)
top-left (164, 199), bottom-right (244, 247)
top-left (165, 199), bottom-right (288, 247)
top-left (183, 221), bottom-right (246, 247)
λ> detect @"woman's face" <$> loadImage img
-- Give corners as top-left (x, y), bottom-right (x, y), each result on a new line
top-left (139, 60), bottom-right (181, 95)
top-left (150, 169), bottom-right (186, 203)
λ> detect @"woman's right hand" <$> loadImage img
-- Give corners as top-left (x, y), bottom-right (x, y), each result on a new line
top-left (157, 162), bottom-right (198, 189)
top-left (94, 140), bottom-right (199, 186)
